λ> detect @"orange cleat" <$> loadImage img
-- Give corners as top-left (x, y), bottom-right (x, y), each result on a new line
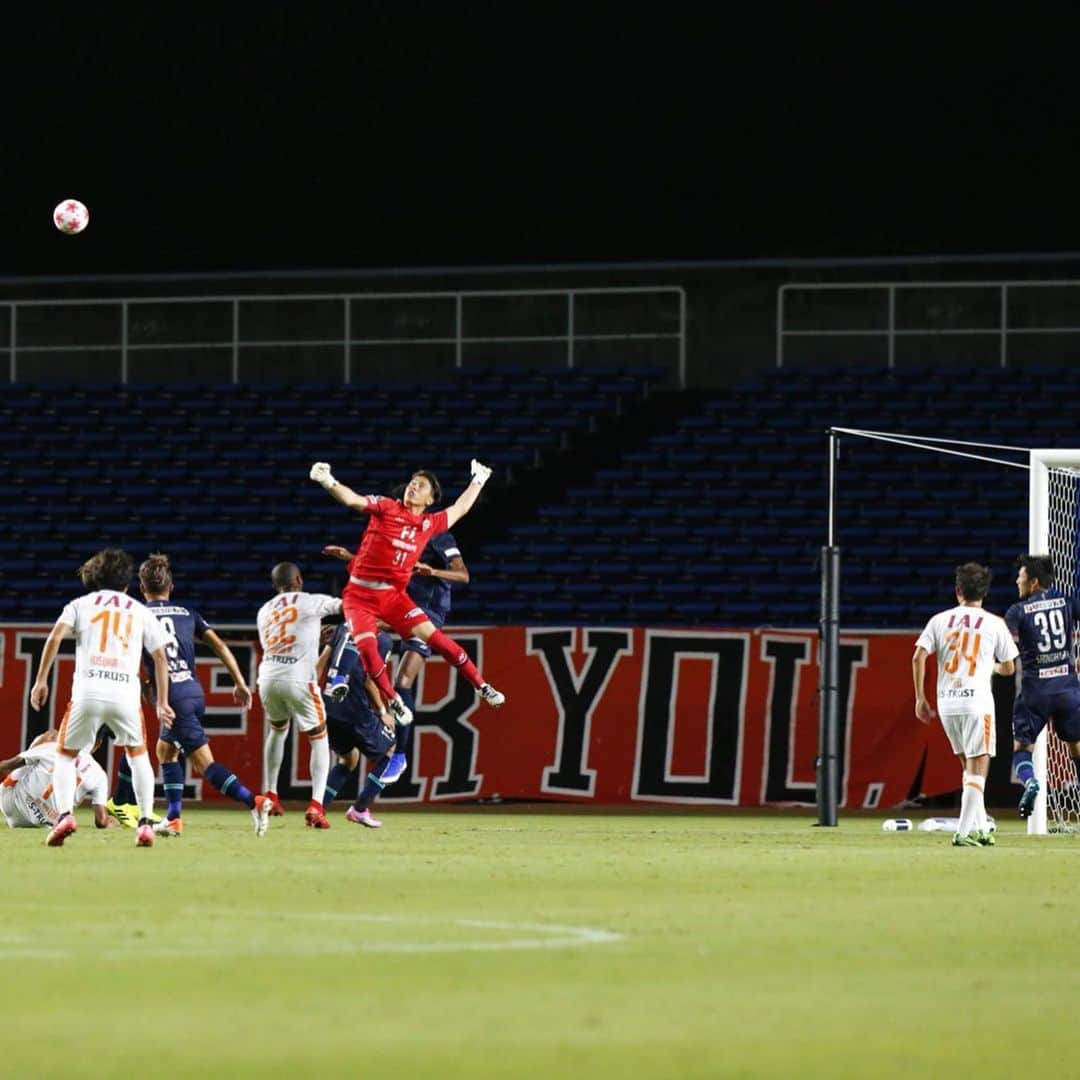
top-left (305, 801), bottom-right (330, 830)
top-left (264, 791), bottom-right (285, 816)
top-left (135, 823), bottom-right (155, 847)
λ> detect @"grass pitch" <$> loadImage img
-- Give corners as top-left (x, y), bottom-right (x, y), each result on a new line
top-left (3, 808), bottom-right (1079, 1079)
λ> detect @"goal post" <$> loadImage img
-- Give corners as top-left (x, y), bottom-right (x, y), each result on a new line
top-left (1027, 450), bottom-right (1080, 835)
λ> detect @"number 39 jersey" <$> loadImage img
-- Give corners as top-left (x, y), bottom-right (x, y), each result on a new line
top-left (916, 605), bottom-right (1018, 715)
top-left (256, 591), bottom-right (343, 686)
top-left (57, 590), bottom-right (170, 706)
top-left (1004, 588), bottom-right (1080, 693)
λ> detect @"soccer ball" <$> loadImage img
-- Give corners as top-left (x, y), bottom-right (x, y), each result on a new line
top-left (53, 199), bottom-right (89, 235)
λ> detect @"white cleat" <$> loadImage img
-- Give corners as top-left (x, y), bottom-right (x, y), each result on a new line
top-left (387, 696), bottom-right (413, 726)
top-left (479, 683), bottom-right (506, 707)
top-left (252, 795), bottom-right (272, 838)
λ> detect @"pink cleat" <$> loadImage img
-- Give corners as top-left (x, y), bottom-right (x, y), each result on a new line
top-left (135, 823), bottom-right (155, 847)
top-left (45, 813), bottom-right (77, 847)
top-left (345, 806), bottom-right (382, 829)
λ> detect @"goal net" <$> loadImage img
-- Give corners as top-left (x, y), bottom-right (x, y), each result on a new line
top-left (1030, 452), bottom-right (1080, 835)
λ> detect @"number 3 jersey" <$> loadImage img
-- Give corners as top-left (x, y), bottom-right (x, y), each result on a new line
top-left (1004, 588), bottom-right (1080, 693)
top-left (256, 591), bottom-right (343, 686)
top-left (916, 605), bottom-right (1018, 715)
top-left (141, 600), bottom-right (211, 706)
top-left (57, 589), bottom-right (170, 707)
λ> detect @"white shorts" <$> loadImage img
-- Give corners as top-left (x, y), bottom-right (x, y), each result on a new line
top-left (258, 680), bottom-right (327, 733)
top-left (939, 710), bottom-right (996, 759)
top-left (59, 697), bottom-right (146, 752)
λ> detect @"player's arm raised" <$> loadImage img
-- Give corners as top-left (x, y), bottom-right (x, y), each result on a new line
top-left (310, 462), bottom-right (372, 512)
top-left (445, 460), bottom-right (493, 528)
top-left (29, 620), bottom-right (74, 711)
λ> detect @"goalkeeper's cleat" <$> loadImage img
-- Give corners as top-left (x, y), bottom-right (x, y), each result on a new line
top-left (45, 813), bottom-right (77, 847)
top-left (264, 791), bottom-right (286, 816)
top-left (325, 674), bottom-right (350, 704)
top-left (974, 830), bottom-right (996, 847)
top-left (251, 795), bottom-right (272, 838)
top-left (951, 832), bottom-right (981, 847)
top-left (387, 695), bottom-right (413, 727)
top-left (1018, 778), bottom-right (1040, 819)
top-left (346, 806), bottom-right (382, 829)
top-left (381, 753), bottom-right (408, 785)
top-left (153, 817), bottom-right (183, 838)
top-left (135, 823), bottom-right (155, 847)
top-left (305, 801), bottom-right (330, 830)
top-left (478, 683), bottom-right (505, 708)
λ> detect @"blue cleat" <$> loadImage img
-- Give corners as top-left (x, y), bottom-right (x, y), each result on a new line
top-left (381, 753), bottom-right (408, 785)
top-left (325, 674), bottom-right (350, 704)
top-left (1018, 778), bottom-right (1040, 819)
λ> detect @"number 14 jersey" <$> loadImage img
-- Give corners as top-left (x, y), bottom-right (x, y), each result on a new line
top-left (916, 605), bottom-right (1017, 715)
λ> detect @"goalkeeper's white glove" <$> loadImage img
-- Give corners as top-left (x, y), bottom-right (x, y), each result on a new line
top-left (470, 459), bottom-right (493, 488)
top-left (309, 461), bottom-right (338, 490)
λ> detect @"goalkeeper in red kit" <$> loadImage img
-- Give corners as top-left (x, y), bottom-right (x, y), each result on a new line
top-left (309, 459), bottom-right (506, 726)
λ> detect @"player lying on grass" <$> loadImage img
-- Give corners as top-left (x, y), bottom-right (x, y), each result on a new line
top-left (317, 625), bottom-right (405, 828)
top-left (309, 461), bottom-right (505, 723)
top-left (1, 730), bottom-right (117, 830)
top-left (30, 548), bottom-right (174, 848)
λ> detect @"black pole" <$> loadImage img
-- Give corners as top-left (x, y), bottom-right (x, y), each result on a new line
top-left (817, 430), bottom-right (840, 826)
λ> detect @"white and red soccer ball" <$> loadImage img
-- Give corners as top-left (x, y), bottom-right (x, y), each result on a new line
top-left (53, 199), bottom-right (89, 235)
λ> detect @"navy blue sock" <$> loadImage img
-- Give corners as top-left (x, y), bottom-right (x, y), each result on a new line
top-left (353, 757), bottom-right (395, 812)
top-left (204, 762), bottom-right (255, 809)
top-left (394, 685), bottom-right (416, 757)
top-left (161, 761), bottom-right (185, 820)
top-left (113, 763), bottom-right (135, 805)
top-left (323, 763), bottom-right (355, 809)
top-left (1014, 750), bottom-right (1035, 786)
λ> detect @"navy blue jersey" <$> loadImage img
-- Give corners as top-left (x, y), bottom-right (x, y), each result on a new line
top-left (323, 624), bottom-right (393, 754)
top-left (1004, 588), bottom-right (1080, 694)
top-left (142, 600), bottom-right (211, 705)
top-left (406, 531), bottom-right (462, 621)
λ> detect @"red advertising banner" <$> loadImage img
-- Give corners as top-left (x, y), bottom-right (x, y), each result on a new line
top-left (0, 624), bottom-right (969, 808)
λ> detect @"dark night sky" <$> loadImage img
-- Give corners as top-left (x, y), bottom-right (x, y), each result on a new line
top-left (5, 5), bottom-right (1080, 278)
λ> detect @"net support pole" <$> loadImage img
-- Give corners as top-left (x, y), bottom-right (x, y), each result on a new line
top-left (818, 430), bottom-right (841, 826)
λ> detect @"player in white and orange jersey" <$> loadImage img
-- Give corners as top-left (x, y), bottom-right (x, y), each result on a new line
top-left (29, 548), bottom-right (174, 848)
top-left (256, 562), bottom-right (342, 828)
top-left (0, 730), bottom-right (115, 830)
top-left (912, 561), bottom-right (1018, 847)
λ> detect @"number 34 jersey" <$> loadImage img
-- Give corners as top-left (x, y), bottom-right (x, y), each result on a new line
top-left (256, 591), bottom-right (343, 686)
top-left (916, 605), bottom-right (1018, 715)
top-left (1004, 588), bottom-right (1080, 693)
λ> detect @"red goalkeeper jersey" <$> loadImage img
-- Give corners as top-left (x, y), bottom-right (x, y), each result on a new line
top-left (347, 497), bottom-right (449, 589)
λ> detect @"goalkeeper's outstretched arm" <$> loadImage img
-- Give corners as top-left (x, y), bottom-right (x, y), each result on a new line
top-left (446, 459), bottom-right (493, 528)
top-left (309, 462), bottom-right (372, 512)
